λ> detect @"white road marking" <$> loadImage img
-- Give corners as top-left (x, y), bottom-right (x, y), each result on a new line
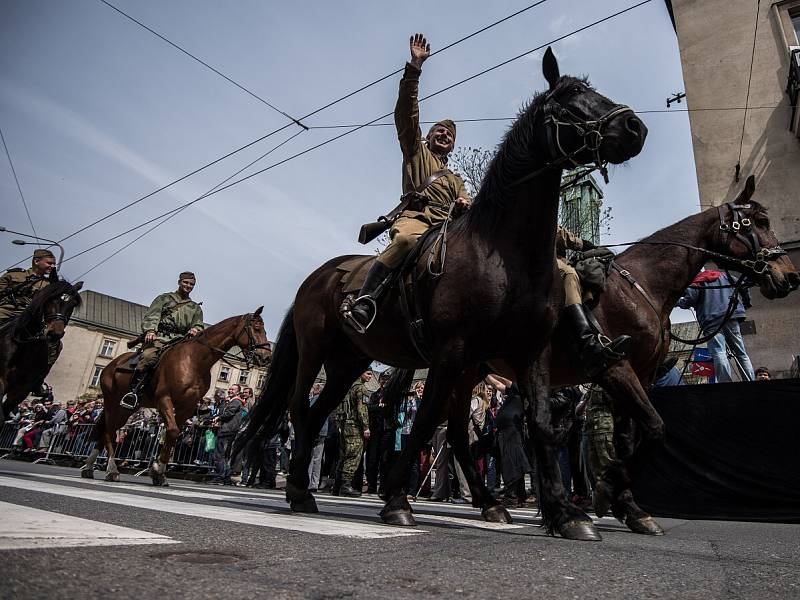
top-left (0, 501), bottom-right (175, 550)
top-left (0, 475), bottom-right (421, 539)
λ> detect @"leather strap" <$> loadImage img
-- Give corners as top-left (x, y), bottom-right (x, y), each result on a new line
top-left (416, 169), bottom-right (450, 194)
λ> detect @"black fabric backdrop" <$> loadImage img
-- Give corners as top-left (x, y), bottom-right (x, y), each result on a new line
top-left (632, 379), bottom-right (800, 523)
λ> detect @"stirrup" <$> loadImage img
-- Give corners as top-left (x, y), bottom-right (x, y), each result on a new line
top-left (119, 391), bottom-right (139, 411)
top-left (343, 295), bottom-right (378, 334)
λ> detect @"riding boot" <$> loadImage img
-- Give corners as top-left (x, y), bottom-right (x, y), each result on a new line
top-left (120, 368), bottom-right (147, 410)
top-left (343, 261), bottom-right (394, 333)
top-left (564, 304), bottom-right (631, 378)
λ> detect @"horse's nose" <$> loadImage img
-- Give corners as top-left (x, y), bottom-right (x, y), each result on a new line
top-left (787, 270), bottom-right (800, 291)
top-left (625, 116), bottom-right (647, 141)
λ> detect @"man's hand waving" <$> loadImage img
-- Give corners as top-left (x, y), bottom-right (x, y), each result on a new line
top-left (409, 33), bottom-right (430, 70)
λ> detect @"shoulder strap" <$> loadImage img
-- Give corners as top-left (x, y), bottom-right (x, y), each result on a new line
top-left (415, 169), bottom-right (450, 194)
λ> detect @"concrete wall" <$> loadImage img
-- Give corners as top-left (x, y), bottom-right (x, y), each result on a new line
top-left (672, 0), bottom-right (800, 378)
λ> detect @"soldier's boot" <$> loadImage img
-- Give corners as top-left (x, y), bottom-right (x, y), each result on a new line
top-left (564, 304), bottom-right (631, 379)
top-left (331, 474), bottom-right (342, 496)
top-left (342, 261), bottom-right (394, 334)
top-left (340, 482), bottom-right (362, 498)
top-left (120, 368), bottom-right (147, 410)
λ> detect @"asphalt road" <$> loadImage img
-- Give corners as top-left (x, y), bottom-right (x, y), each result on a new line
top-left (0, 460), bottom-right (797, 600)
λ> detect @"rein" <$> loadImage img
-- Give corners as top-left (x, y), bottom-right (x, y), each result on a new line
top-left (192, 313), bottom-right (268, 370)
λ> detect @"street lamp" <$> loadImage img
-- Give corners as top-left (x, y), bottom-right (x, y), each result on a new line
top-left (1, 226), bottom-right (65, 268)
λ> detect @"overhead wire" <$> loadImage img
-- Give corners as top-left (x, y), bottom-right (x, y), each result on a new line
top-left (62, 0), bottom-right (657, 275)
top-left (735, 0), bottom-right (762, 182)
top-left (0, 125), bottom-right (39, 243)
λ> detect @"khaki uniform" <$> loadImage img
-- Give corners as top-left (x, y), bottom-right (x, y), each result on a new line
top-left (556, 227), bottom-right (586, 306)
top-left (138, 292), bottom-right (204, 371)
top-left (336, 380), bottom-right (370, 484)
top-left (378, 63), bottom-right (471, 269)
top-left (584, 385), bottom-right (615, 484)
top-left (0, 268), bottom-right (49, 324)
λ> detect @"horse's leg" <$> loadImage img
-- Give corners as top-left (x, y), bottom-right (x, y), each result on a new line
top-left (287, 353), bottom-right (370, 513)
top-left (597, 362), bottom-right (665, 536)
top-left (381, 356), bottom-right (458, 527)
top-left (446, 370), bottom-right (511, 524)
top-left (151, 394), bottom-right (182, 487)
top-left (521, 354), bottom-right (600, 541)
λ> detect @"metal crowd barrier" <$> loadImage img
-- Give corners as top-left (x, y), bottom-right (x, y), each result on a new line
top-left (0, 421), bottom-right (217, 475)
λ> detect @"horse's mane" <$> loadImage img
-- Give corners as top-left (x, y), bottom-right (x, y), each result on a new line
top-left (14, 280), bottom-right (82, 334)
top-left (197, 314), bottom-right (240, 338)
top-left (457, 76), bottom-right (589, 238)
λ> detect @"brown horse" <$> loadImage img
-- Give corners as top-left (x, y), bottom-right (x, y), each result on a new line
top-left (0, 277), bottom-right (83, 419)
top-left (81, 308), bottom-right (271, 485)
top-left (240, 49), bottom-right (648, 540)
top-left (427, 175), bottom-right (799, 536)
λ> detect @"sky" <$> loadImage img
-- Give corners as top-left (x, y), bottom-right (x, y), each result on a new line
top-left (0, 0), bottom-right (699, 330)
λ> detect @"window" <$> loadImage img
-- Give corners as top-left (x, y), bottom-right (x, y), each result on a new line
top-left (218, 366), bottom-right (230, 382)
top-left (99, 339), bottom-right (116, 358)
top-left (89, 365), bottom-right (103, 388)
top-left (256, 373), bottom-right (266, 391)
top-left (792, 12), bottom-right (800, 43)
top-left (238, 370), bottom-right (250, 386)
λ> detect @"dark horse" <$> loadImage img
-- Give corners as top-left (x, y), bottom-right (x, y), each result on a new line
top-left (405, 175), bottom-right (800, 536)
top-left (240, 48), bottom-right (648, 540)
top-left (81, 308), bottom-right (271, 485)
top-left (0, 275), bottom-right (84, 418)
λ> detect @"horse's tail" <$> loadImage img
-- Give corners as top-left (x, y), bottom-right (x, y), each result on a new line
top-left (381, 367), bottom-right (415, 426)
top-left (232, 305), bottom-right (298, 460)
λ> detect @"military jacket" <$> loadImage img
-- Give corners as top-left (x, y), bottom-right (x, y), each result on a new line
top-left (141, 292), bottom-right (204, 342)
top-left (336, 381), bottom-right (370, 433)
top-left (0, 268), bottom-right (50, 323)
top-left (555, 227), bottom-right (585, 258)
top-left (395, 63), bottom-right (470, 225)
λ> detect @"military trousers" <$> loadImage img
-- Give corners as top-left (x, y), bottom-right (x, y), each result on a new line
top-left (557, 258), bottom-right (582, 306)
top-left (336, 427), bottom-right (364, 483)
top-left (378, 216), bottom-right (431, 269)
top-left (137, 339), bottom-right (166, 371)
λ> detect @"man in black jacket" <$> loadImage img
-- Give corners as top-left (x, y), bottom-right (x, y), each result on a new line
top-left (211, 384), bottom-right (243, 485)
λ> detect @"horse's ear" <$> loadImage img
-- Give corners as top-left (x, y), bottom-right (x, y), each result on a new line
top-left (73, 281), bottom-right (84, 292)
top-left (742, 174), bottom-right (756, 202)
top-left (543, 47), bottom-right (560, 90)
top-left (48, 269), bottom-right (58, 283)
top-left (254, 306), bottom-right (263, 316)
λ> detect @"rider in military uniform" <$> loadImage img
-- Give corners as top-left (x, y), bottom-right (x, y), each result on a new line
top-left (0, 249), bottom-right (62, 364)
top-left (333, 371), bottom-right (372, 497)
top-left (556, 227), bottom-right (630, 376)
top-left (121, 271), bottom-right (204, 408)
top-left (345, 33), bottom-right (471, 331)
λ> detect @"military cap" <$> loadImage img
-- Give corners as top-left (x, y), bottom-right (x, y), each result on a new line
top-left (428, 119), bottom-right (456, 139)
top-left (179, 271), bottom-right (196, 281)
top-left (32, 249), bottom-right (56, 260)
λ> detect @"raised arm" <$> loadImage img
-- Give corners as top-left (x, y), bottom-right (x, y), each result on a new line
top-left (394, 33), bottom-right (430, 158)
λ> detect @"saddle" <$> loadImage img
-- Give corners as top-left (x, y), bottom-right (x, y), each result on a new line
top-left (338, 224), bottom-right (444, 362)
top-left (571, 247), bottom-right (616, 305)
top-left (116, 338), bottom-right (182, 373)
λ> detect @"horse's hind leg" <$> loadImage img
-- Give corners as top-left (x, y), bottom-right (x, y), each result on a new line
top-left (521, 354), bottom-right (600, 541)
top-left (597, 362), bottom-right (665, 535)
top-left (151, 395), bottom-right (183, 486)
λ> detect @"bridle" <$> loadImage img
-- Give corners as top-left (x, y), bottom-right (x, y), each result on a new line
top-left (237, 312), bottom-right (271, 369)
top-left (14, 291), bottom-right (77, 344)
top-left (714, 202), bottom-right (787, 277)
top-left (509, 86), bottom-right (636, 189)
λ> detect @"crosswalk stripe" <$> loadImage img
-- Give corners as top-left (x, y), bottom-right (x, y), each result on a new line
top-left (0, 501), bottom-right (176, 550)
top-left (0, 475), bottom-right (422, 539)
top-left (7, 472), bottom-right (527, 531)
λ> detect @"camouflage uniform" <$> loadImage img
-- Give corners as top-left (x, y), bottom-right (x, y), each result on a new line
top-left (556, 227), bottom-right (587, 306)
top-left (137, 291), bottom-right (204, 372)
top-left (335, 380), bottom-right (370, 486)
top-left (584, 385), bottom-right (615, 484)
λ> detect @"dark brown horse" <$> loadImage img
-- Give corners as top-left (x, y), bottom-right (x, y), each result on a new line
top-left (421, 175), bottom-right (799, 536)
top-left (81, 308), bottom-right (271, 485)
top-left (240, 49), bottom-right (648, 540)
top-left (0, 277), bottom-right (83, 419)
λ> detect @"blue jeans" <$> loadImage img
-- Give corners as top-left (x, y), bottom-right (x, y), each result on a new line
top-left (706, 320), bottom-right (755, 382)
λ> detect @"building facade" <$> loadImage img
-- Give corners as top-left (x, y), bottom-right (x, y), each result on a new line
top-left (560, 168), bottom-right (604, 246)
top-left (668, 0), bottom-right (800, 378)
top-left (46, 290), bottom-right (268, 402)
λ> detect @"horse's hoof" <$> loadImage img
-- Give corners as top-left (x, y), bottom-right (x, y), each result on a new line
top-left (285, 480), bottom-right (310, 504)
top-left (380, 509), bottom-right (417, 527)
top-left (625, 515), bottom-right (665, 536)
top-left (80, 468), bottom-right (94, 479)
top-left (482, 504), bottom-right (513, 524)
top-left (559, 519), bottom-right (602, 542)
top-left (593, 480), bottom-right (614, 518)
top-left (290, 495), bottom-right (319, 513)
top-left (151, 477), bottom-right (169, 487)
top-left (105, 472), bottom-right (120, 482)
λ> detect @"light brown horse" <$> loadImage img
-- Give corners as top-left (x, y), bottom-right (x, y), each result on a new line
top-left (81, 308), bottom-right (271, 485)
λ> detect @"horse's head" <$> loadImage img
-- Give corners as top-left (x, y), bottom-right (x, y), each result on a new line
top-left (709, 175), bottom-right (800, 299)
top-left (235, 306), bottom-right (272, 368)
top-left (537, 47), bottom-right (647, 170)
top-left (42, 280), bottom-right (83, 340)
